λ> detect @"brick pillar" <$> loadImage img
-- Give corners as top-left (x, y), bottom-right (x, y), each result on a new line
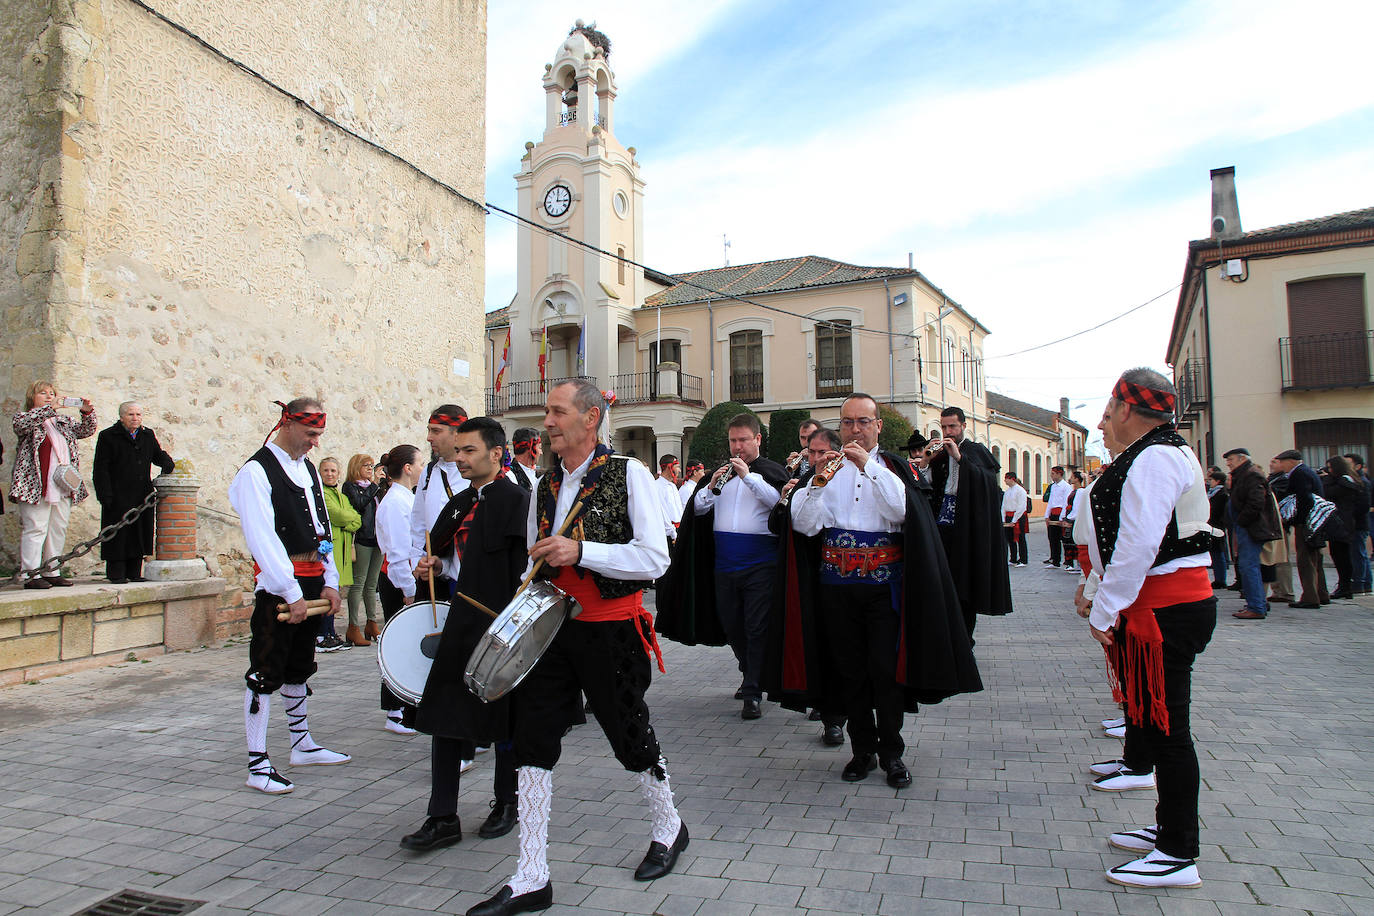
top-left (144, 460), bottom-right (209, 582)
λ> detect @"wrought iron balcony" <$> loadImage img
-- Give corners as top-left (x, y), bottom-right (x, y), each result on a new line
top-left (609, 371), bottom-right (706, 406)
top-left (815, 363), bottom-right (854, 399)
top-left (730, 370), bottom-right (764, 405)
top-left (485, 376), bottom-right (596, 415)
top-left (1176, 358), bottom-right (1209, 417)
top-left (1280, 330), bottom-right (1373, 391)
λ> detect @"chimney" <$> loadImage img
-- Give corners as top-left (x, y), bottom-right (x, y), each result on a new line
top-left (1059, 397), bottom-right (1070, 418)
top-left (1209, 167), bottom-right (1242, 240)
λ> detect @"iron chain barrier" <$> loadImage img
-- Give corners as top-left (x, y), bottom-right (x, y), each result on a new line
top-left (3, 490), bottom-right (160, 589)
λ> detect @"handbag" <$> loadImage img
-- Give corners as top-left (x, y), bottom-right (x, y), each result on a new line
top-left (53, 463), bottom-right (82, 497)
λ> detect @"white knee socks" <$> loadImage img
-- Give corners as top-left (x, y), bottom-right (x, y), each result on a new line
top-left (507, 766), bottom-right (552, 894)
top-left (244, 688), bottom-right (292, 793)
top-left (280, 683), bottom-right (322, 754)
top-left (637, 757), bottom-right (682, 846)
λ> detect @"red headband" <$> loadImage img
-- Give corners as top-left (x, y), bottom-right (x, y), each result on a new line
top-left (1112, 378), bottom-right (1175, 414)
top-left (428, 412), bottom-right (468, 428)
top-left (265, 400), bottom-right (325, 445)
top-left (513, 435), bottom-right (538, 449)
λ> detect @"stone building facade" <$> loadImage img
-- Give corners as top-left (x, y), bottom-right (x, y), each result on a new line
top-left (2, 0), bottom-right (487, 628)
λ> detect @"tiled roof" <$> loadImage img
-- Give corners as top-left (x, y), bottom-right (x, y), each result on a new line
top-left (485, 306), bottom-right (511, 329)
top-left (642, 256), bottom-right (914, 307)
top-left (1188, 205), bottom-right (1374, 250)
top-left (987, 391), bottom-right (1059, 433)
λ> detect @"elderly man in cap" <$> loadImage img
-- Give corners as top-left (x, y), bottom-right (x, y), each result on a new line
top-left (1221, 448), bottom-right (1280, 620)
top-left (1273, 448), bottom-right (1328, 608)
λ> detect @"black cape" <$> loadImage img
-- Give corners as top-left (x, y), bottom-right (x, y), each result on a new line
top-left (927, 440), bottom-right (1014, 622)
top-left (763, 451), bottom-right (983, 711)
top-left (655, 456), bottom-right (790, 647)
top-left (413, 475), bottom-right (529, 742)
top-left (91, 423), bottom-right (175, 559)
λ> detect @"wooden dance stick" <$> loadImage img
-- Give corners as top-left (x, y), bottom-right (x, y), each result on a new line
top-left (455, 591), bottom-right (499, 619)
top-left (518, 498), bottom-right (586, 592)
top-left (425, 531), bottom-right (439, 629)
top-left (275, 598), bottom-right (333, 621)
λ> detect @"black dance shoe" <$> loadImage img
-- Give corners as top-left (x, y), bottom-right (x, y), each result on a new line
top-left (400, 816), bottom-right (462, 851)
top-left (822, 724), bottom-right (845, 746)
top-left (478, 801), bottom-right (518, 839)
top-left (466, 884), bottom-right (552, 916)
top-left (841, 753), bottom-right (878, 781)
top-left (741, 699), bottom-right (761, 720)
top-left (881, 757), bottom-right (912, 789)
top-left (634, 822), bottom-right (689, 880)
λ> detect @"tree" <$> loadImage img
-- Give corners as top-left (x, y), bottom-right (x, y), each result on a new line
top-left (767, 409), bottom-right (812, 464)
top-left (688, 401), bottom-right (762, 466)
top-left (877, 403), bottom-right (914, 453)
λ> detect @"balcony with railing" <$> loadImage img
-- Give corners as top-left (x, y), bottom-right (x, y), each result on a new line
top-left (1279, 330), bottom-right (1373, 391)
top-left (485, 376), bottom-right (595, 415)
top-left (730, 370), bottom-right (764, 404)
top-left (1176, 357), bottom-right (1209, 417)
top-left (815, 363), bottom-right (854, 399)
top-left (609, 371), bottom-right (706, 406)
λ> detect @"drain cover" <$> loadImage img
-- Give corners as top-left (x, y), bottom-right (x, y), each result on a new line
top-left (75, 890), bottom-right (203, 916)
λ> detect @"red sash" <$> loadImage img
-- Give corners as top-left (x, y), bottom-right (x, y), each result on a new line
top-left (253, 559), bottom-right (325, 579)
top-left (551, 566), bottom-right (665, 672)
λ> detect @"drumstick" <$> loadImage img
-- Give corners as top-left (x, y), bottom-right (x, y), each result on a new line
top-left (455, 591), bottom-right (499, 619)
top-left (275, 599), bottom-right (333, 621)
top-left (518, 498), bottom-right (586, 592)
top-left (425, 531), bottom-right (438, 629)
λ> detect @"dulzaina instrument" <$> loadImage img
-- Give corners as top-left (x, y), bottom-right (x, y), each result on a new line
top-left (710, 461), bottom-right (736, 495)
top-left (810, 453), bottom-right (845, 487)
top-left (464, 499), bottom-right (587, 704)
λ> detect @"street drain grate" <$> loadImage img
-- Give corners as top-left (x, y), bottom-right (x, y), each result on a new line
top-left (74, 890), bottom-right (203, 916)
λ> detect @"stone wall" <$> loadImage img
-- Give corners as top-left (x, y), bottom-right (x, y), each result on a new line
top-left (1, 0), bottom-right (487, 624)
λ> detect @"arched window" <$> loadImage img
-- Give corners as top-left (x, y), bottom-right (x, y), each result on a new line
top-left (1035, 454), bottom-right (1043, 493)
top-left (729, 330), bottom-right (763, 404)
top-left (961, 347), bottom-right (971, 391)
top-left (1007, 447), bottom-right (1018, 480)
top-left (992, 445), bottom-right (1000, 463)
top-left (1023, 452), bottom-right (1031, 488)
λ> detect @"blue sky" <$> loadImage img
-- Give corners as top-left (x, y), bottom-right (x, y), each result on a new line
top-left (484, 1), bottom-right (1374, 449)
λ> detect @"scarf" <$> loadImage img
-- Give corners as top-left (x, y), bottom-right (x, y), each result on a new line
top-left (43, 417), bottom-right (70, 504)
top-left (536, 443), bottom-right (613, 540)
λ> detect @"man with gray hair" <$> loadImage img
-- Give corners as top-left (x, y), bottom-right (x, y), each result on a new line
top-left (1078, 367), bottom-right (1217, 889)
top-left (92, 401), bottom-right (176, 582)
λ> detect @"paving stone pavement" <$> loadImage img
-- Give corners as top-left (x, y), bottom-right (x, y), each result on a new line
top-left (1, 539), bottom-right (1372, 915)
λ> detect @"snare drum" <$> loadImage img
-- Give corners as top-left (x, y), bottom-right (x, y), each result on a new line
top-left (377, 601), bottom-right (450, 706)
top-left (465, 579), bottom-right (574, 703)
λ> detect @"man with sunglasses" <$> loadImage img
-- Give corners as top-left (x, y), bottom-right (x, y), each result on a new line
top-left (789, 394), bottom-right (980, 788)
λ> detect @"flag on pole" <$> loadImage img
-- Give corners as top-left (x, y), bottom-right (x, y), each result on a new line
top-left (577, 318), bottom-right (585, 376)
top-left (494, 327), bottom-right (511, 392)
top-left (538, 323), bottom-right (548, 393)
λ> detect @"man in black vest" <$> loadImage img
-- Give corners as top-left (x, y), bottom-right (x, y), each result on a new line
top-left (228, 398), bottom-right (351, 796)
top-left (1079, 369), bottom-right (1217, 889)
top-left (468, 379), bottom-right (682, 916)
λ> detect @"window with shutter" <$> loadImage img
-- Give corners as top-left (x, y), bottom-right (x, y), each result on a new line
top-left (1284, 275), bottom-right (1369, 388)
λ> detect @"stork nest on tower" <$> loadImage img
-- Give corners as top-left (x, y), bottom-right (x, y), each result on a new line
top-left (571, 21), bottom-right (611, 58)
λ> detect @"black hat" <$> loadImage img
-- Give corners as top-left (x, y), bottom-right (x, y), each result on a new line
top-left (1221, 447), bottom-right (1249, 459)
top-left (905, 431), bottom-right (929, 452)
top-left (1274, 448), bottom-right (1303, 461)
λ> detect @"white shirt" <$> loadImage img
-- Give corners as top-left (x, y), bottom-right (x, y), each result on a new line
top-left (1065, 487), bottom-right (1083, 521)
top-left (511, 461), bottom-right (539, 492)
top-left (1046, 479), bottom-right (1072, 513)
top-left (693, 464), bottom-right (780, 535)
top-left (943, 451), bottom-right (961, 496)
top-left (1001, 483), bottom-right (1027, 523)
top-left (377, 483), bottom-right (420, 598)
top-left (411, 458), bottom-right (469, 581)
top-left (1088, 445), bottom-right (1212, 631)
top-left (228, 442), bottom-right (339, 603)
top-left (523, 452), bottom-right (671, 581)
top-left (654, 474), bottom-right (684, 536)
top-left (791, 446), bottom-right (906, 536)
top-left (678, 479), bottom-right (698, 509)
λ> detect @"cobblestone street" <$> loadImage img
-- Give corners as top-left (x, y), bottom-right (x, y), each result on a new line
top-left (2, 539), bottom-right (1371, 915)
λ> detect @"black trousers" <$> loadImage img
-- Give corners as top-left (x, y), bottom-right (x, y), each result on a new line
top-left (1329, 539), bottom-right (1353, 594)
top-left (106, 557), bottom-right (143, 580)
top-left (1005, 526), bottom-right (1027, 565)
top-left (245, 576), bottom-right (322, 693)
top-left (1047, 516), bottom-right (1063, 565)
top-left (714, 563), bottom-right (775, 701)
top-left (819, 582), bottom-right (905, 761)
top-left (427, 736), bottom-right (517, 817)
top-left (1122, 599), bottom-right (1217, 860)
top-left (513, 617), bottom-right (662, 774)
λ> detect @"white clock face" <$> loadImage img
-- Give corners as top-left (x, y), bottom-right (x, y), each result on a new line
top-left (544, 185), bottom-right (572, 218)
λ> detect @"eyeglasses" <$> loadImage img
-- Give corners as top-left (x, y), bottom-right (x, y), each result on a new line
top-left (839, 417), bottom-right (876, 428)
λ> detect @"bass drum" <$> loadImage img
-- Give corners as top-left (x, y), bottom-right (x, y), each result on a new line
top-left (377, 601), bottom-right (450, 706)
top-left (465, 580), bottom-right (574, 703)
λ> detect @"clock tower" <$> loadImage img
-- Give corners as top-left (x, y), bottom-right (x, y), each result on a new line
top-left (509, 21), bottom-right (646, 405)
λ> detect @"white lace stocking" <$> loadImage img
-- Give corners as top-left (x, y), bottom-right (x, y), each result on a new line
top-left (507, 766), bottom-right (551, 894)
top-left (637, 757), bottom-right (682, 846)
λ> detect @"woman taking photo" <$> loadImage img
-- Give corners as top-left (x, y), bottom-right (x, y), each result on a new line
top-left (10, 381), bottom-right (97, 588)
top-left (343, 453), bottom-right (384, 645)
top-left (318, 457), bottom-right (361, 652)
top-left (375, 445), bottom-right (423, 735)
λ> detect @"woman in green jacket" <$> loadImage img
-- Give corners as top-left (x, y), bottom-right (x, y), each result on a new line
top-left (319, 456), bottom-right (362, 651)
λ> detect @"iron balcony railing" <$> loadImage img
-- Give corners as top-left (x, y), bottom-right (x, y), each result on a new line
top-left (609, 371), bottom-right (706, 405)
top-left (1177, 357), bottom-right (1209, 417)
top-left (815, 363), bottom-right (854, 399)
top-left (485, 376), bottom-right (596, 415)
top-left (730, 370), bottom-right (764, 404)
top-left (1279, 330), bottom-right (1373, 391)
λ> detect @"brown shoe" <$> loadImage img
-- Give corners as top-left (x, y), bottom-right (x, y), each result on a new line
top-left (43, 576), bottom-right (74, 587)
top-left (345, 624), bottom-right (371, 647)
top-left (24, 577), bottom-right (53, 590)
top-left (1232, 610), bottom-right (1266, 620)
top-left (364, 620), bottom-right (381, 640)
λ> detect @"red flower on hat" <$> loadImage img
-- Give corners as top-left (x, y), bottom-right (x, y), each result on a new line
top-left (603, 389), bottom-right (617, 407)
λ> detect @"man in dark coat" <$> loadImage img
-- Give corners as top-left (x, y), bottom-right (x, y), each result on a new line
top-left (1274, 448), bottom-right (1328, 607)
top-left (1222, 448), bottom-right (1280, 619)
top-left (92, 401), bottom-right (175, 582)
top-left (403, 417), bottom-right (529, 852)
top-left (926, 406), bottom-right (1014, 639)
top-left (783, 393), bottom-right (982, 789)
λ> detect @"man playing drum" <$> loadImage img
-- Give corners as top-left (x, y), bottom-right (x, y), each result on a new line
top-left (401, 418), bottom-right (529, 851)
top-left (467, 379), bottom-right (682, 916)
top-left (228, 398), bottom-right (350, 795)
top-left (412, 404), bottom-right (471, 600)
